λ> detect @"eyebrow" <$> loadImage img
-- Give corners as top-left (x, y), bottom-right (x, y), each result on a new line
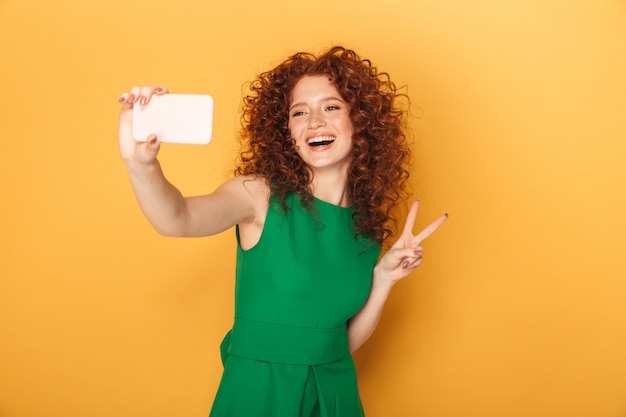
top-left (289, 96), bottom-right (346, 111)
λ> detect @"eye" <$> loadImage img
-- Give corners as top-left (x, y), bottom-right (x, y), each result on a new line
top-left (325, 105), bottom-right (340, 111)
top-left (291, 110), bottom-right (306, 117)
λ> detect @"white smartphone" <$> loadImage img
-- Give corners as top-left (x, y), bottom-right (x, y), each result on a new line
top-left (132, 94), bottom-right (214, 145)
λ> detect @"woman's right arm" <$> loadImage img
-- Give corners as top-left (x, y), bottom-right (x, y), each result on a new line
top-left (118, 85), bottom-right (265, 237)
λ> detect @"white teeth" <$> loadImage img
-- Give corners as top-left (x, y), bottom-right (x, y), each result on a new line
top-left (307, 136), bottom-right (335, 144)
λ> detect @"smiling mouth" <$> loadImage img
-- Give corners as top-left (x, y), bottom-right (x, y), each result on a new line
top-left (307, 136), bottom-right (336, 148)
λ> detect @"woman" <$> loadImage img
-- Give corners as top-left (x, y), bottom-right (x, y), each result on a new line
top-left (118, 46), bottom-right (447, 417)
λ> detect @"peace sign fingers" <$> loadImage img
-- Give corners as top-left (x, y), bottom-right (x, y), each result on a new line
top-left (415, 212), bottom-right (449, 246)
top-left (376, 201), bottom-right (448, 286)
top-left (400, 199), bottom-right (421, 238)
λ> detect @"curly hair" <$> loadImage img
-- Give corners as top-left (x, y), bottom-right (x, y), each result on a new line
top-left (235, 46), bottom-right (411, 243)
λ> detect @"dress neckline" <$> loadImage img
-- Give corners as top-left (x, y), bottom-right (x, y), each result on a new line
top-left (311, 195), bottom-right (353, 211)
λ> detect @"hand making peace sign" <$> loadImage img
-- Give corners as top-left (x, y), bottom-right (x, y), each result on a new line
top-left (375, 200), bottom-right (448, 285)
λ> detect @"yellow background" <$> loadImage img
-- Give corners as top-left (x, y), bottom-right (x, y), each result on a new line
top-left (1, 0), bottom-right (625, 416)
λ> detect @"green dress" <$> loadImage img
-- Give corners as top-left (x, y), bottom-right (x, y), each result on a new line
top-left (209, 193), bottom-right (381, 417)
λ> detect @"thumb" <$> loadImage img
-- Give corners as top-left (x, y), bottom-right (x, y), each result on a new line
top-left (144, 134), bottom-right (161, 157)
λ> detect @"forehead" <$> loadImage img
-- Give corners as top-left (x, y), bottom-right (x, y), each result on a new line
top-left (290, 75), bottom-right (341, 100)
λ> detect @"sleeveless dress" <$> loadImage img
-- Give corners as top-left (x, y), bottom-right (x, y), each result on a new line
top-left (209, 193), bottom-right (381, 417)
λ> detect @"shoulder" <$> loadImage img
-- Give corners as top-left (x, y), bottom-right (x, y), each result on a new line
top-left (240, 174), bottom-right (271, 198)
top-left (220, 174), bottom-right (270, 222)
top-left (217, 174), bottom-right (270, 201)
top-left (232, 175), bottom-right (271, 250)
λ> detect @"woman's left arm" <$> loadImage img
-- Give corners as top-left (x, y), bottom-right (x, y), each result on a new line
top-left (347, 200), bottom-right (448, 352)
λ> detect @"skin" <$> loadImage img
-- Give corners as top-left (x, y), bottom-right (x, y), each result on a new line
top-left (288, 75), bottom-right (354, 207)
top-left (118, 79), bottom-right (447, 352)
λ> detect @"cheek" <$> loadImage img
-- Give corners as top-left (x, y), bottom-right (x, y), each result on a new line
top-left (342, 119), bottom-right (355, 138)
top-left (338, 113), bottom-right (354, 133)
top-left (287, 120), bottom-right (300, 138)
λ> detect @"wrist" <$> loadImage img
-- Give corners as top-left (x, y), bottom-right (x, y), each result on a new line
top-left (124, 157), bottom-right (160, 175)
top-left (372, 264), bottom-right (396, 294)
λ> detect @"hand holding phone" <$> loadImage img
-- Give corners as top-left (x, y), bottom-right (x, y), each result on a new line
top-left (132, 94), bottom-right (214, 145)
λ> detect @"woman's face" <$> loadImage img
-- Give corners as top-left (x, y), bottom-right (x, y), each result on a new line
top-left (288, 75), bottom-right (354, 174)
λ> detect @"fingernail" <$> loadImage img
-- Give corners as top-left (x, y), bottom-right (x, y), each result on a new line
top-left (401, 261), bottom-right (409, 269)
top-left (414, 250), bottom-right (423, 256)
top-left (128, 94), bottom-right (135, 102)
top-left (140, 96), bottom-right (147, 106)
top-left (155, 87), bottom-right (163, 92)
top-left (118, 97), bottom-right (125, 103)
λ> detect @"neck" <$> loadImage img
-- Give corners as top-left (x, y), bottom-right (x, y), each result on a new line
top-left (309, 169), bottom-right (351, 207)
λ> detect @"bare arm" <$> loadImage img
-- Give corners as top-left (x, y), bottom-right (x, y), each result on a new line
top-left (118, 85), bottom-right (266, 237)
top-left (348, 200), bottom-right (448, 352)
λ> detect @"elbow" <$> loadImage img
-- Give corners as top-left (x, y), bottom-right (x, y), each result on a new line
top-left (151, 208), bottom-right (192, 237)
top-left (156, 229), bottom-right (183, 238)
top-left (347, 326), bottom-right (365, 353)
top-left (348, 337), bottom-right (366, 353)
top-left (150, 221), bottom-right (188, 238)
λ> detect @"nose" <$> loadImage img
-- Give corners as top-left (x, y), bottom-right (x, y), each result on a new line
top-left (308, 110), bottom-right (326, 129)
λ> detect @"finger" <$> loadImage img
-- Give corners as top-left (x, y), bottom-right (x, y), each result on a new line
top-left (137, 85), bottom-right (158, 106)
top-left (387, 247), bottom-right (423, 266)
top-left (118, 90), bottom-right (138, 105)
top-left (403, 256), bottom-right (424, 270)
top-left (118, 92), bottom-right (130, 104)
top-left (415, 213), bottom-right (448, 245)
top-left (127, 86), bottom-right (142, 104)
top-left (147, 86), bottom-right (169, 105)
top-left (118, 92), bottom-right (136, 121)
top-left (139, 85), bottom-right (170, 106)
top-left (154, 86), bottom-right (169, 95)
top-left (401, 199), bottom-right (420, 237)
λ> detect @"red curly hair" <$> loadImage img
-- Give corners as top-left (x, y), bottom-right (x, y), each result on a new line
top-left (235, 46), bottom-right (411, 243)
